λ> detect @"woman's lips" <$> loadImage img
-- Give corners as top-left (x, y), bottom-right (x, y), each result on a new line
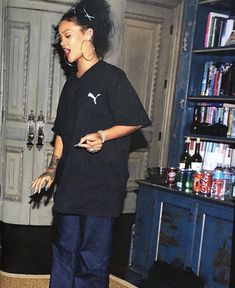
top-left (64, 48), bottom-right (70, 58)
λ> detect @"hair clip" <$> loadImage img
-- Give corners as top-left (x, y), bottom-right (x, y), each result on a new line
top-left (81, 8), bottom-right (95, 21)
top-left (72, 6), bottom-right (95, 22)
top-left (72, 7), bottom-right (76, 15)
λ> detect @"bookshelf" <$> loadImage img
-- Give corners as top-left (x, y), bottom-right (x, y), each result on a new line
top-left (169, 0), bottom-right (235, 169)
top-left (166, 1), bottom-right (235, 287)
top-left (127, 2), bottom-right (235, 288)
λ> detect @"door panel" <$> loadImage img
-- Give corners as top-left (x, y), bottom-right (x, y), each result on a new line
top-left (6, 11), bottom-right (40, 120)
top-left (122, 2), bottom-right (174, 212)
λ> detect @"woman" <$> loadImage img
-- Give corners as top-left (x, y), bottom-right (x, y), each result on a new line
top-left (31, 0), bottom-right (151, 287)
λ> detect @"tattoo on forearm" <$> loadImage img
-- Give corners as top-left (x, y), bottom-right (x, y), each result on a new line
top-left (48, 155), bottom-right (60, 171)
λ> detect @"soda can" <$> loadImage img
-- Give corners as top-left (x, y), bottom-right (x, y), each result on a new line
top-left (193, 170), bottom-right (204, 194)
top-left (200, 171), bottom-right (212, 196)
top-left (176, 169), bottom-right (185, 190)
top-left (184, 169), bottom-right (194, 193)
top-left (166, 167), bottom-right (177, 187)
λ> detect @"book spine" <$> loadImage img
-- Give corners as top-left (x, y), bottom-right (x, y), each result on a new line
top-left (204, 13), bottom-right (212, 47)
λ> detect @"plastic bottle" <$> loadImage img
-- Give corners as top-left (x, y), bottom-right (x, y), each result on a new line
top-left (222, 164), bottom-right (232, 199)
top-left (211, 163), bottom-right (224, 199)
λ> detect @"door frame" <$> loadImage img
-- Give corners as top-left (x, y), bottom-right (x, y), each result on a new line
top-left (0, 0), bottom-right (7, 216)
top-left (159, 0), bottom-right (186, 166)
top-left (150, 0), bottom-right (186, 167)
top-left (126, 0), bottom-right (185, 168)
top-left (126, 0), bottom-right (187, 167)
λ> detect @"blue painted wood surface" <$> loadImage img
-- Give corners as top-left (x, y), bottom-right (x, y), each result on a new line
top-left (126, 181), bottom-right (234, 288)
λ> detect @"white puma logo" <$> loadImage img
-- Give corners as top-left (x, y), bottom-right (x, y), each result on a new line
top-left (88, 92), bottom-right (101, 105)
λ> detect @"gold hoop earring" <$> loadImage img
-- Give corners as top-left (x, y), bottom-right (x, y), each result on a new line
top-left (81, 39), bottom-right (95, 61)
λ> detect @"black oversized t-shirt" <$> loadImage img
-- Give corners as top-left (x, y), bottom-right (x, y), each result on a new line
top-left (52, 60), bottom-right (151, 217)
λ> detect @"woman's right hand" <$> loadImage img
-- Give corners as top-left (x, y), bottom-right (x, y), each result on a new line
top-left (31, 170), bottom-right (55, 194)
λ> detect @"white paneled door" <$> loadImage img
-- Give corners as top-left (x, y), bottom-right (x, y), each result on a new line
top-left (2, 7), bottom-right (66, 225)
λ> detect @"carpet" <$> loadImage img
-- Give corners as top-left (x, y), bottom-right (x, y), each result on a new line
top-left (0, 271), bottom-right (137, 288)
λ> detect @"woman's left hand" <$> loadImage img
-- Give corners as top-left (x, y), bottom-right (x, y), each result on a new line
top-left (75, 132), bottom-right (103, 153)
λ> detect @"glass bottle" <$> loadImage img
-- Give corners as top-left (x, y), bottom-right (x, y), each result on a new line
top-left (191, 138), bottom-right (202, 171)
top-left (190, 106), bottom-right (200, 133)
top-left (179, 137), bottom-right (191, 169)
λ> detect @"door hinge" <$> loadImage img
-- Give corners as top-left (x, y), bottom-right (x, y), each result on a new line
top-left (170, 25), bottom-right (174, 35)
top-left (158, 131), bottom-right (162, 141)
top-left (164, 80), bottom-right (168, 89)
top-left (1, 106), bottom-right (6, 121)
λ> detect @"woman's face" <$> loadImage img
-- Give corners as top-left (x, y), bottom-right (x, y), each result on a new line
top-left (59, 20), bottom-right (87, 63)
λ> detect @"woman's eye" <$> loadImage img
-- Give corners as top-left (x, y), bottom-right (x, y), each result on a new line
top-left (65, 35), bottom-right (71, 39)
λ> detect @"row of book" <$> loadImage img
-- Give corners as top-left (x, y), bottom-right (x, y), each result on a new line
top-left (200, 61), bottom-right (235, 96)
top-left (204, 12), bottom-right (235, 48)
top-left (188, 139), bottom-right (235, 171)
top-left (191, 104), bottom-right (235, 137)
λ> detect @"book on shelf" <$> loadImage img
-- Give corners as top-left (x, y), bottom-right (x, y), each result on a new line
top-left (200, 61), bottom-right (235, 96)
top-left (188, 139), bottom-right (234, 171)
top-left (221, 18), bottom-right (235, 46)
top-left (204, 12), bottom-right (229, 48)
top-left (190, 103), bottom-right (235, 137)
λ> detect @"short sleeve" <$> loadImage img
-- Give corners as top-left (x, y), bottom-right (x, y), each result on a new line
top-left (52, 77), bottom-right (75, 137)
top-left (109, 74), bottom-right (151, 127)
top-left (52, 90), bottom-right (66, 136)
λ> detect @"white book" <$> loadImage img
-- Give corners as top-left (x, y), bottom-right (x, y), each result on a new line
top-left (230, 149), bottom-right (235, 167)
top-left (223, 145), bottom-right (232, 166)
top-left (221, 19), bottom-right (235, 46)
top-left (202, 142), bottom-right (215, 171)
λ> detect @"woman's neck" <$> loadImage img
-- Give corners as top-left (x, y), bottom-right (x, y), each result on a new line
top-left (76, 56), bottom-right (100, 78)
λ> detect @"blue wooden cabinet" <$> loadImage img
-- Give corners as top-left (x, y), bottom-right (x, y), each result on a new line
top-left (126, 181), bottom-right (234, 288)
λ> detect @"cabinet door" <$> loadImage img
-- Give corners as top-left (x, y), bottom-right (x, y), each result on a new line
top-left (155, 191), bottom-right (196, 269)
top-left (2, 8), bottom-right (65, 225)
top-left (2, 8), bottom-right (41, 224)
top-left (130, 185), bottom-right (159, 272)
top-left (192, 203), bottom-right (233, 288)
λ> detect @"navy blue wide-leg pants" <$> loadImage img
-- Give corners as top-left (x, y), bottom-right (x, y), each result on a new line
top-left (49, 214), bottom-right (114, 288)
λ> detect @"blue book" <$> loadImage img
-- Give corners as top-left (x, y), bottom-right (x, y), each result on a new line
top-left (200, 61), bottom-right (214, 96)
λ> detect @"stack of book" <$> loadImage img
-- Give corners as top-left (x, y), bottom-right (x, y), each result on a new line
top-left (204, 12), bottom-right (235, 48)
top-left (200, 61), bottom-right (235, 96)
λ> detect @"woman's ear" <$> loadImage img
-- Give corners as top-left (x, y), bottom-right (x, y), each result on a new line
top-left (85, 28), bottom-right (94, 40)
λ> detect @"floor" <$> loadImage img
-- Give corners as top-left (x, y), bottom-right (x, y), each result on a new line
top-left (0, 215), bottom-right (208, 288)
top-left (0, 214), bottom-right (136, 279)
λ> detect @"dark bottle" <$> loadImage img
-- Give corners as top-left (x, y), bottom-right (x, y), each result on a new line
top-left (179, 137), bottom-right (191, 169)
top-left (190, 106), bottom-right (201, 133)
top-left (191, 138), bottom-right (202, 171)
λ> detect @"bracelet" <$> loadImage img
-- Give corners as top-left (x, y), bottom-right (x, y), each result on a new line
top-left (97, 130), bottom-right (106, 143)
